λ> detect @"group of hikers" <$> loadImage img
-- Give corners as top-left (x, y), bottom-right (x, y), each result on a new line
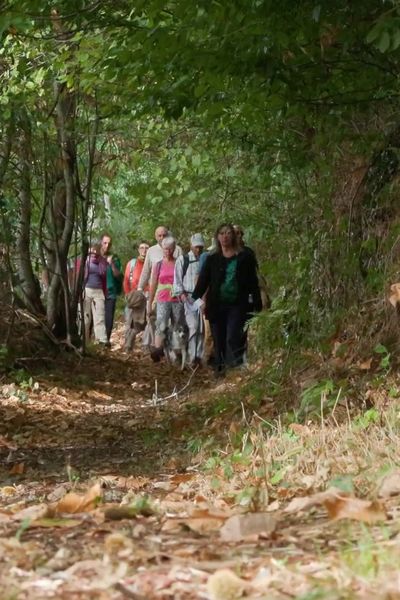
top-left (82, 223), bottom-right (264, 377)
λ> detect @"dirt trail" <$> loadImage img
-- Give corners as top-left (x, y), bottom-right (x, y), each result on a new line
top-left (0, 329), bottom-right (216, 482)
top-left (2, 326), bottom-right (394, 600)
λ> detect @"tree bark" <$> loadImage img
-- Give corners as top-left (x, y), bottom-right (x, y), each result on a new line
top-left (15, 111), bottom-right (45, 315)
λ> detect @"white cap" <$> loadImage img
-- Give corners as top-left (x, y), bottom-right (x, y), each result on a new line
top-left (190, 233), bottom-right (205, 247)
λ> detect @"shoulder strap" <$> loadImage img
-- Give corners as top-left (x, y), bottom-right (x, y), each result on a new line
top-left (182, 254), bottom-right (198, 279)
top-left (182, 254), bottom-right (190, 279)
top-left (129, 258), bottom-right (137, 284)
top-left (155, 259), bottom-right (163, 281)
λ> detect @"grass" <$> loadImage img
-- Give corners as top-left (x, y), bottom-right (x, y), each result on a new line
top-left (179, 394), bottom-right (400, 598)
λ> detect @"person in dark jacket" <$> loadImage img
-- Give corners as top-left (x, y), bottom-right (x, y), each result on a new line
top-left (192, 223), bottom-right (262, 376)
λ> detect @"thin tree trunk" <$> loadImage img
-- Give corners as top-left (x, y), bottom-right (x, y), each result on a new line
top-left (46, 81), bottom-right (77, 336)
top-left (15, 112), bottom-right (45, 315)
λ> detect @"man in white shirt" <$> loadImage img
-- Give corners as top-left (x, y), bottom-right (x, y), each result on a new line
top-left (138, 226), bottom-right (182, 292)
top-left (173, 233), bottom-right (205, 366)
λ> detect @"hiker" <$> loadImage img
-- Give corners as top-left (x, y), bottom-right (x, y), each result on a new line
top-left (192, 223), bottom-right (262, 377)
top-left (83, 242), bottom-right (108, 345)
top-left (147, 236), bottom-right (185, 363)
top-left (173, 233), bottom-right (206, 366)
top-left (137, 226), bottom-right (183, 292)
top-left (233, 224), bottom-right (258, 266)
top-left (234, 224), bottom-right (271, 311)
top-left (123, 241), bottom-right (149, 352)
top-left (100, 233), bottom-right (123, 343)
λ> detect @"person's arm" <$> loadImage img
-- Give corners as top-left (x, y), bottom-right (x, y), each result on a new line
top-left (147, 263), bottom-right (159, 316)
top-left (108, 255), bottom-right (121, 279)
top-left (192, 254), bottom-right (211, 300)
top-left (138, 249), bottom-right (151, 291)
top-left (173, 255), bottom-right (185, 300)
top-left (123, 261), bottom-right (131, 295)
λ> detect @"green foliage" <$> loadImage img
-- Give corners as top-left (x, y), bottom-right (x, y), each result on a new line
top-left (353, 408), bottom-right (380, 431)
top-left (374, 344), bottom-right (391, 371)
top-left (299, 379), bottom-right (336, 419)
top-left (2, 0), bottom-right (400, 358)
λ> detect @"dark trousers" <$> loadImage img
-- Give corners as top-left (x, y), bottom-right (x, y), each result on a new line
top-left (210, 304), bottom-right (247, 371)
top-left (105, 297), bottom-right (117, 341)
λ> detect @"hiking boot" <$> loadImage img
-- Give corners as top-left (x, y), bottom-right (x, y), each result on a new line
top-left (213, 365), bottom-right (226, 379)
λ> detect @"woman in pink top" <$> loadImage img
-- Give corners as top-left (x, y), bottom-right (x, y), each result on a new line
top-left (148, 236), bottom-right (184, 362)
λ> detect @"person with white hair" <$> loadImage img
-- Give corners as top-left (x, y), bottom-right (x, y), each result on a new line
top-left (147, 236), bottom-right (185, 362)
top-left (173, 233), bottom-right (206, 366)
top-left (137, 225), bottom-right (182, 292)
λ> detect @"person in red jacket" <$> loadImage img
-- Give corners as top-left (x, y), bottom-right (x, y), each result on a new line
top-left (123, 241), bottom-right (149, 351)
top-left (123, 241), bottom-right (150, 295)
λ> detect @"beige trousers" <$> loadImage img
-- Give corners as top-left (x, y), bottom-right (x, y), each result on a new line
top-left (83, 287), bottom-right (107, 343)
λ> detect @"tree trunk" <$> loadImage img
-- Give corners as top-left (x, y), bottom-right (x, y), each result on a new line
top-left (15, 112), bottom-right (45, 315)
top-left (46, 81), bottom-right (77, 339)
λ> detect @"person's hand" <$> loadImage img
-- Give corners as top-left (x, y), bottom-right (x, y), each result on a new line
top-left (106, 255), bottom-right (113, 265)
top-left (180, 292), bottom-right (188, 302)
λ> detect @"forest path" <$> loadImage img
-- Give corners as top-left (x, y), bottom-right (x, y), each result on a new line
top-left (1, 323), bottom-right (395, 600)
top-left (0, 322), bottom-right (217, 482)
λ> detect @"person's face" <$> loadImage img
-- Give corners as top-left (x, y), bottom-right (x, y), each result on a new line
top-left (192, 245), bottom-right (204, 258)
top-left (101, 236), bottom-right (112, 255)
top-left (218, 227), bottom-right (234, 248)
top-left (155, 227), bottom-right (168, 244)
top-left (162, 243), bottom-right (175, 258)
top-left (138, 243), bottom-right (149, 258)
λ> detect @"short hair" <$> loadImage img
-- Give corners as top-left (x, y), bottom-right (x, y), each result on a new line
top-left (138, 240), bottom-right (149, 247)
top-left (161, 236), bottom-right (176, 249)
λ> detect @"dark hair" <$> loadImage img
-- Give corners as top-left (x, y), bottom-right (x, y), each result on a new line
top-left (138, 240), bottom-right (149, 247)
top-left (214, 223), bottom-right (237, 254)
top-left (89, 242), bottom-right (101, 255)
top-left (101, 233), bottom-right (112, 241)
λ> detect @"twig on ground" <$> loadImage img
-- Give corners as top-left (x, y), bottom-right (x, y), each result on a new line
top-left (151, 365), bottom-right (199, 405)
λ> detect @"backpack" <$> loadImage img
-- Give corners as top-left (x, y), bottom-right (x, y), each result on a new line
top-left (182, 254), bottom-right (198, 280)
top-left (128, 258), bottom-right (137, 287)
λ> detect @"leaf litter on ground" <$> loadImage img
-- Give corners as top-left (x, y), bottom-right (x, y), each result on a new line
top-left (2, 323), bottom-right (400, 598)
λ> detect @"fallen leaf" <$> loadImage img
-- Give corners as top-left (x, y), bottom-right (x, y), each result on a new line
top-left (284, 487), bottom-right (345, 513)
top-left (220, 512), bottom-right (277, 542)
top-left (358, 358), bottom-right (372, 371)
top-left (103, 506), bottom-right (140, 520)
top-left (378, 469), bottom-right (400, 498)
top-left (53, 482), bottom-right (103, 514)
top-left (207, 568), bottom-right (247, 600)
top-left (87, 390), bottom-right (113, 401)
top-left (47, 484), bottom-right (70, 503)
top-left (289, 423), bottom-right (311, 436)
top-left (12, 503), bottom-right (49, 521)
top-left (9, 462), bottom-right (24, 475)
top-left (389, 283), bottom-right (400, 307)
top-left (0, 486), bottom-right (17, 497)
top-left (30, 517), bottom-right (82, 528)
top-left (324, 496), bottom-right (386, 523)
top-left (284, 487), bottom-right (387, 523)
